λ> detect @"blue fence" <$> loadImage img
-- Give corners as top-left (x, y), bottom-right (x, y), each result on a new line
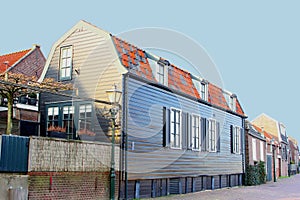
top-left (0, 135), bottom-right (29, 172)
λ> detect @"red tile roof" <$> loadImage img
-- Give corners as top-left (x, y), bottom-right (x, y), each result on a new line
top-left (252, 124), bottom-right (279, 145)
top-left (208, 83), bottom-right (230, 110)
top-left (168, 64), bottom-right (200, 98)
top-left (111, 35), bottom-right (246, 117)
top-left (0, 49), bottom-right (31, 73)
top-left (112, 36), bottom-right (156, 81)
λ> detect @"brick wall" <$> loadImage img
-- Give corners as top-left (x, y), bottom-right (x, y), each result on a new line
top-left (10, 45), bottom-right (45, 78)
top-left (27, 137), bottom-right (120, 199)
top-left (28, 171), bottom-right (119, 200)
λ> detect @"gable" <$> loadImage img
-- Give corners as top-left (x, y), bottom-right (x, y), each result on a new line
top-left (0, 49), bottom-right (31, 73)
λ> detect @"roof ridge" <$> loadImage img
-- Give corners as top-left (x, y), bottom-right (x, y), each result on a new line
top-left (0, 48), bottom-right (31, 58)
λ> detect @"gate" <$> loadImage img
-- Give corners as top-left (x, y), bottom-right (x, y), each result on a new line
top-left (266, 155), bottom-right (272, 181)
top-left (0, 135), bottom-right (29, 172)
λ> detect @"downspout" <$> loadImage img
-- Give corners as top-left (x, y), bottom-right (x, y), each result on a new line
top-left (121, 73), bottom-right (129, 199)
top-left (242, 118), bottom-right (246, 180)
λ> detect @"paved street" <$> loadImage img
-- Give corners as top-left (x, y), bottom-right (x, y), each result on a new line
top-left (147, 174), bottom-right (300, 200)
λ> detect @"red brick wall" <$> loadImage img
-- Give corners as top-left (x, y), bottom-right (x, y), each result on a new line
top-left (16, 108), bottom-right (38, 122)
top-left (28, 171), bottom-right (119, 200)
top-left (10, 46), bottom-right (45, 78)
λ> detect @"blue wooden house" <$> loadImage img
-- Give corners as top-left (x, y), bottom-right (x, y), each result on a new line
top-left (39, 20), bottom-right (247, 199)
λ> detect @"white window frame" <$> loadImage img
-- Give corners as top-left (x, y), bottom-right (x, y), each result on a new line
top-left (260, 141), bottom-right (264, 161)
top-left (208, 119), bottom-right (217, 152)
top-left (252, 138), bottom-right (257, 161)
top-left (232, 126), bottom-right (242, 154)
top-left (191, 114), bottom-right (201, 151)
top-left (170, 107), bottom-right (182, 149)
top-left (200, 82), bottom-right (208, 101)
top-left (59, 45), bottom-right (73, 80)
top-left (156, 63), bottom-right (168, 86)
top-left (230, 96), bottom-right (237, 112)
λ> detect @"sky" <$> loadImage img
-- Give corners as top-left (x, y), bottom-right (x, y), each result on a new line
top-left (1, 1), bottom-right (299, 144)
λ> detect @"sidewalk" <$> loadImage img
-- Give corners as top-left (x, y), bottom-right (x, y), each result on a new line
top-left (146, 174), bottom-right (300, 200)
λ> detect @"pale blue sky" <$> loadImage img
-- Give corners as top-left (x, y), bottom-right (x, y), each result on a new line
top-left (1, 1), bottom-right (299, 144)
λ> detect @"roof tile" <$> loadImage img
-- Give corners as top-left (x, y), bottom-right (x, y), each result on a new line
top-left (0, 49), bottom-right (31, 73)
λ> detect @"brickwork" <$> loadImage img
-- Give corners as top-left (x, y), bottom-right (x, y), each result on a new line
top-left (28, 171), bottom-right (119, 200)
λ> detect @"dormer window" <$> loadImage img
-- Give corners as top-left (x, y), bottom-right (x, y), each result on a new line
top-left (230, 94), bottom-right (237, 112)
top-left (59, 46), bottom-right (73, 80)
top-left (200, 81), bottom-right (208, 101)
top-left (149, 58), bottom-right (168, 86)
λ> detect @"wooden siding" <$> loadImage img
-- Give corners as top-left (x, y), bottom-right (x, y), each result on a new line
top-left (126, 77), bottom-right (244, 180)
top-left (40, 26), bottom-right (123, 137)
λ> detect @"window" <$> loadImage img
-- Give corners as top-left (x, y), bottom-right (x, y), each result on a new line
top-left (170, 108), bottom-right (181, 149)
top-left (157, 64), bottom-right (165, 84)
top-left (229, 95), bottom-right (236, 112)
top-left (252, 138), bottom-right (257, 161)
top-left (200, 82), bottom-right (208, 101)
top-left (47, 107), bottom-right (59, 128)
top-left (208, 119), bottom-right (217, 152)
top-left (231, 125), bottom-right (241, 154)
top-left (59, 46), bottom-right (72, 80)
top-left (78, 104), bottom-right (92, 134)
top-left (191, 115), bottom-right (201, 150)
top-left (260, 141), bottom-right (264, 161)
top-left (63, 106), bottom-right (74, 134)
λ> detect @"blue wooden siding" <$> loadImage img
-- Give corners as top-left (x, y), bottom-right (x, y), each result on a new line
top-left (0, 135), bottom-right (29, 172)
top-left (126, 77), bottom-right (244, 180)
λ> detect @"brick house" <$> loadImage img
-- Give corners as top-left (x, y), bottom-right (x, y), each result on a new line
top-left (288, 136), bottom-right (299, 174)
top-left (252, 113), bottom-right (289, 177)
top-left (245, 121), bottom-right (266, 166)
top-left (0, 45), bottom-right (46, 135)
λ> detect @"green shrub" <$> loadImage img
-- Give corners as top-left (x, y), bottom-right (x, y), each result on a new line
top-left (245, 161), bottom-right (266, 186)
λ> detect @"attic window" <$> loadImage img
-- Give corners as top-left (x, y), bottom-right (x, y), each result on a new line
top-left (59, 46), bottom-right (73, 80)
top-left (229, 95), bottom-right (237, 112)
top-left (200, 82), bottom-right (208, 101)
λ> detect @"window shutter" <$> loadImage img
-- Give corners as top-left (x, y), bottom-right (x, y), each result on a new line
top-left (216, 122), bottom-right (221, 152)
top-left (206, 119), bottom-right (210, 151)
top-left (182, 112), bottom-right (187, 149)
top-left (163, 107), bottom-right (170, 147)
top-left (230, 125), bottom-right (234, 153)
top-left (187, 114), bottom-right (192, 150)
top-left (201, 118), bottom-right (207, 151)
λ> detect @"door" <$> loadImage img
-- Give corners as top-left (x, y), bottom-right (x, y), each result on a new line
top-left (266, 155), bottom-right (272, 181)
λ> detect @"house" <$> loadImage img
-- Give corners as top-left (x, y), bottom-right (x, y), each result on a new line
top-left (252, 124), bottom-right (279, 182)
top-left (288, 136), bottom-right (299, 175)
top-left (39, 20), bottom-right (247, 199)
top-left (252, 113), bottom-right (289, 177)
top-left (244, 121), bottom-right (266, 184)
top-left (0, 45), bottom-right (46, 135)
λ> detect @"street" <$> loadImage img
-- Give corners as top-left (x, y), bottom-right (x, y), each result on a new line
top-left (147, 174), bottom-right (300, 200)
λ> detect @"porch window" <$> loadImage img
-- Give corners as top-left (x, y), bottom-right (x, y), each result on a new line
top-left (78, 104), bottom-right (92, 134)
top-left (63, 105), bottom-right (74, 134)
top-left (170, 108), bottom-right (181, 149)
top-left (47, 107), bottom-right (59, 128)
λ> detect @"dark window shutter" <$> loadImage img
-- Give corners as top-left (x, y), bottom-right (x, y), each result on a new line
top-left (206, 119), bottom-right (209, 151)
top-left (230, 125), bottom-right (234, 153)
top-left (201, 118), bottom-right (207, 151)
top-left (163, 107), bottom-right (170, 147)
top-left (182, 112), bottom-right (187, 149)
top-left (239, 127), bottom-right (243, 154)
top-left (216, 122), bottom-right (221, 152)
top-left (187, 114), bottom-right (192, 150)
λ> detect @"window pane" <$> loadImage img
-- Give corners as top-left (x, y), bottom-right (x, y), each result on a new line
top-left (62, 49), bottom-right (68, 57)
top-left (67, 48), bottom-right (72, 57)
top-left (48, 108), bottom-right (53, 116)
top-left (67, 58), bottom-right (72, 67)
top-left (66, 68), bottom-right (71, 77)
top-left (61, 68), bottom-right (66, 77)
